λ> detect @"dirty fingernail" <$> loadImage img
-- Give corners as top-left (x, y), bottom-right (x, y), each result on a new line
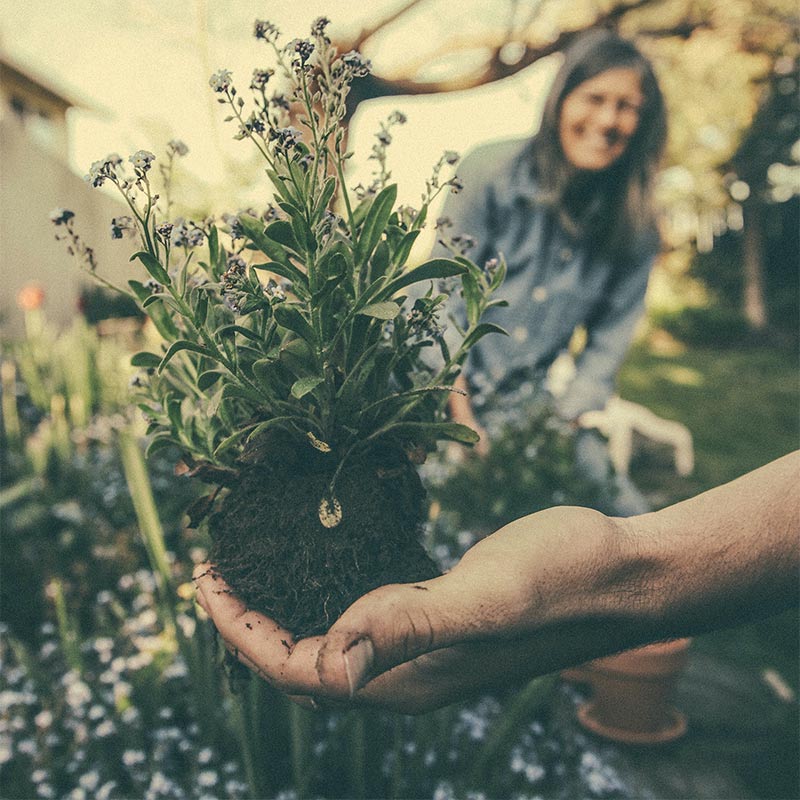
top-left (343, 638), bottom-right (374, 697)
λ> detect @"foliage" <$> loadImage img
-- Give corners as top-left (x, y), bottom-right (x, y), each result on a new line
top-left (54, 18), bottom-right (507, 525)
top-left (0, 314), bottom-right (197, 644)
top-left (430, 401), bottom-right (603, 534)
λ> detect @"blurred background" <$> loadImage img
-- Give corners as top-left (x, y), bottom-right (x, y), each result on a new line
top-left (0, 1), bottom-right (798, 799)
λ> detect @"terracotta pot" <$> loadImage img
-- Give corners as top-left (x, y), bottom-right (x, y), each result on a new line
top-left (564, 638), bottom-right (691, 745)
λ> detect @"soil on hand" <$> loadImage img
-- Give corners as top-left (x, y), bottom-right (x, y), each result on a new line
top-left (208, 445), bottom-right (439, 638)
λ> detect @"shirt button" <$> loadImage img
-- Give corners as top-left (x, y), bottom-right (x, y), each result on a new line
top-left (532, 286), bottom-right (548, 302)
top-left (559, 246), bottom-right (573, 262)
top-left (512, 326), bottom-right (528, 343)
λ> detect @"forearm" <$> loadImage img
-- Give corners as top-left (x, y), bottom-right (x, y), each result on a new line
top-left (476, 451), bottom-right (799, 672)
top-left (617, 451), bottom-right (800, 638)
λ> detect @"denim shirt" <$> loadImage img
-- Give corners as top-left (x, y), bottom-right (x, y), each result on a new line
top-left (434, 137), bottom-right (658, 420)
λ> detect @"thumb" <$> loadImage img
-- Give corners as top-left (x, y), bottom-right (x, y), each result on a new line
top-left (315, 574), bottom-right (468, 698)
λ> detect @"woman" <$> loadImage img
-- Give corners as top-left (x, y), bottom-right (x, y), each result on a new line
top-left (439, 29), bottom-right (667, 515)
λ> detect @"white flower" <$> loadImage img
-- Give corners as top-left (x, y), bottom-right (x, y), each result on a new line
top-left (126, 650), bottom-right (154, 671)
top-left (79, 770), bottom-right (100, 791)
top-left (5, 668), bottom-right (25, 686)
top-left (122, 749), bottom-right (146, 767)
top-left (32, 769), bottom-right (48, 783)
top-left (209, 69), bottom-right (233, 92)
top-left (113, 681), bottom-right (132, 706)
top-left (0, 737), bottom-right (11, 765)
top-left (65, 680), bottom-right (92, 710)
top-left (18, 738), bottom-right (37, 756)
top-left (88, 704), bottom-right (106, 721)
top-left (129, 150), bottom-right (156, 171)
top-left (34, 710), bottom-right (53, 729)
top-left (36, 784), bottom-right (55, 798)
top-left (96, 781), bottom-right (116, 800)
top-left (176, 613), bottom-right (196, 638)
top-left (39, 641), bottom-right (58, 659)
top-left (525, 763), bottom-right (545, 783)
top-left (198, 747), bottom-right (214, 764)
top-left (198, 770), bottom-right (218, 787)
top-left (96, 720), bottom-right (116, 737)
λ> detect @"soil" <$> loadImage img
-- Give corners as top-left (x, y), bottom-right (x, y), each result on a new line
top-left (207, 441), bottom-right (440, 638)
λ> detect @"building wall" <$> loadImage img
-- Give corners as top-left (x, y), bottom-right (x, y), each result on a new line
top-left (0, 115), bottom-right (137, 338)
top-left (0, 62), bottom-right (71, 160)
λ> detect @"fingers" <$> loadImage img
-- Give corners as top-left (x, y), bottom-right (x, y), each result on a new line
top-left (192, 563), bottom-right (326, 694)
top-left (341, 635), bottom-right (552, 714)
top-left (315, 573), bottom-right (474, 699)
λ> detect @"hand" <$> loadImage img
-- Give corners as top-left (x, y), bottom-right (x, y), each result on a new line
top-left (193, 506), bottom-right (624, 714)
top-left (194, 452), bottom-right (800, 714)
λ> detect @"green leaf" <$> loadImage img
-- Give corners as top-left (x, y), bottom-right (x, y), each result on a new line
top-left (238, 215), bottom-right (293, 266)
top-left (198, 370), bottom-right (225, 391)
top-left (370, 239), bottom-right (390, 281)
top-left (128, 281), bottom-right (179, 339)
top-left (375, 258), bottom-right (467, 303)
top-left (273, 304), bottom-right (317, 346)
top-left (378, 421), bottom-right (480, 445)
top-left (251, 358), bottom-right (283, 388)
top-left (246, 416), bottom-right (299, 443)
top-left (391, 229), bottom-right (421, 269)
top-left (216, 324), bottom-right (263, 342)
top-left (130, 352), bottom-right (162, 368)
top-left (290, 213), bottom-right (315, 256)
top-left (312, 176), bottom-right (337, 223)
top-left (207, 226), bottom-right (219, 268)
top-left (131, 251), bottom-right (170, 284)
top-left (265, 220), bottom-right (300, 253)
top-left (357, 301), bottom-right (401, 320)
top-left (461, 322), bottom-right (508, 352)
top-left (158, 340), bottom-right (217, 373)
top-left (291, 376), bottom-right (324, 399)
top-left (252, 261), bottom-right (309, 291)
top-left (212, 426), bottom-right (257, 458)
top-left (142, 294), bottom-right (167, 309)
top-left (462, 273), bottom-right (483, 327)
top-left (354, 184), bottom-right (397, 266)
top-left (194, 291), bottom-right (209, 327)
top-left (145, 435), bottom-right (178, 458)
top-left (279, 338), bottom-right (317, 378)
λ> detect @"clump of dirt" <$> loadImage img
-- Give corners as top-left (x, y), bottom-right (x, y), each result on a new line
top-left (208, 442), bottom-right (439, 638)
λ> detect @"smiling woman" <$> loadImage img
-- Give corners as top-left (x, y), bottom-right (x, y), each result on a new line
top-left (436, 29), bottom-right (668, 516)
top-left (558, 67), bottom-right (644, 171)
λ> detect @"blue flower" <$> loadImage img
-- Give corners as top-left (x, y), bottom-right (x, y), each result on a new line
top-left (342, 50), bottom-right (372, 78)
top-left (50, 208), bottom-right (75, 226)
top-left (254, 19), bottom-right (280, 41)
top-left (128, 150), bottom-right (156, 171)
top-left (209, 69), bottom-right (233, 93)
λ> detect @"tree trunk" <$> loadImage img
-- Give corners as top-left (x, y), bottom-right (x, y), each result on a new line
top-left (742, 202), bottom-right (768, 330)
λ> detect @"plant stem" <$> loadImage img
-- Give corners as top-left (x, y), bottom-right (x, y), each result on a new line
top-left (49, 579), bottom-right (83, 673)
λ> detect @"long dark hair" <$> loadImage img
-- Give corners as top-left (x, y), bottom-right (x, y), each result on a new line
top-left (529, 29), bottom-right (667, 263)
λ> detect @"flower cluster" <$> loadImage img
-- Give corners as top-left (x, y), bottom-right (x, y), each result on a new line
top-left (0, 578), bottom-right (252, 800)
top-left (406, 298), bottom-right (447, 343)
top-left (169, 218), bottom-right (204, 249)
top-left (54, 15), bottom-right (507, 503)
top-left (110, 216), bottom-right (135, 240)
top-left (84, 154), bottom-right (123, 188)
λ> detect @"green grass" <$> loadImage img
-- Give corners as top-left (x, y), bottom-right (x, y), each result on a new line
top-left (618, 339), bottom-right (798, 502)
